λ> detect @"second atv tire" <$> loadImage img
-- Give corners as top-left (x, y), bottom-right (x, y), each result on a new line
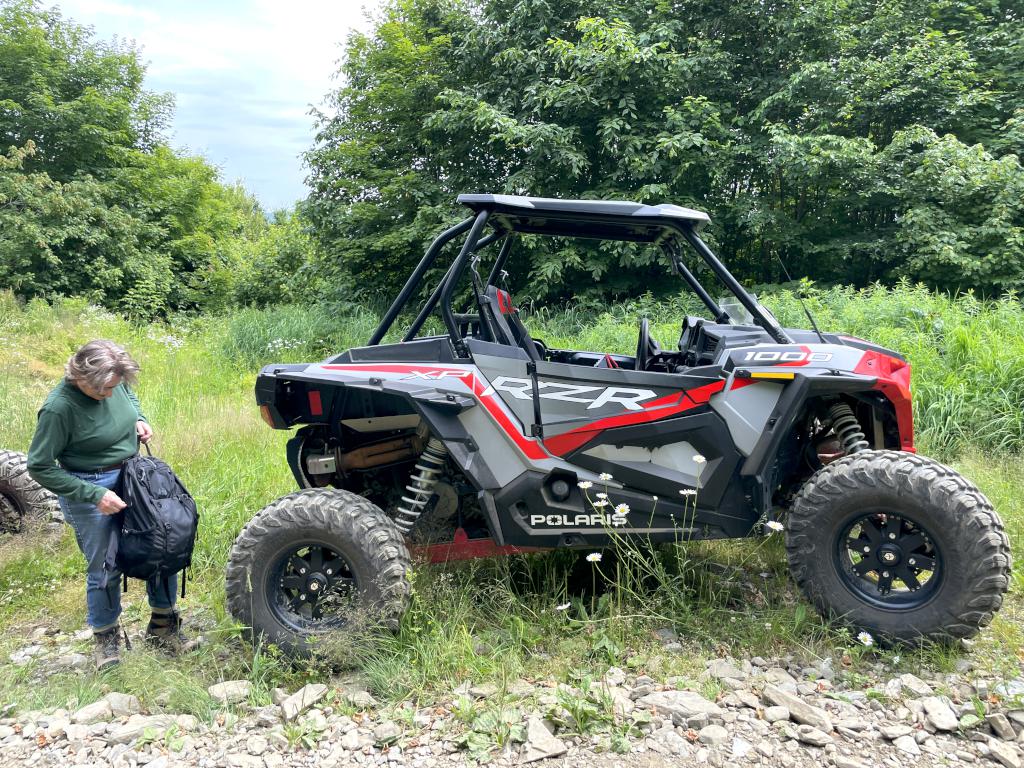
top-left (0, 450), bottom-right (59, 533)
top-left (786, 450), bottom-right (1011, 644)
top-left (225, 489), bottom-right (411, 657)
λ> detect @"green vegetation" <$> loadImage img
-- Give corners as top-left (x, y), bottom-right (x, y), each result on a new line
top-left (306, 0), bottom-right (1024, 303)
top-left (0, 286), bottom-right (1021, 715)
top-left (0, 1), bottom-right (320, 317)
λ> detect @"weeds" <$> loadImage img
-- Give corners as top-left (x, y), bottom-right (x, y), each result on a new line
top-left (0, 289), bottom-right (1022, 715)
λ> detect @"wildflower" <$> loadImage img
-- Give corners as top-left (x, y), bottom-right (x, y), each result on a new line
top-left (652, 495), bottom-right (658, 501)
top-left (891, 654), bottom-right (901, 665)
top-left (555, 602), bottom-right (571, 611)
top-left (614, 503), bottom-right (630, 515)
top-left (595, 492), bottom-right (608, 500)
top-left (593, 500), bottom-right (609, 508)
top-left (577, 480), bottom-right (593, 490)
top-left (765, 520), bottom-right (785, 532)
top-left (857, 631), bottom-right (874, 647)
top-left (599, 472), bottom-right (613, 481)
top-left (765, 622), bottom-right (772, 630)
top-left (692, 454), bottom-right (706, 465)
top-left (679, 489), bottom-right (697, 497)
top-left (586, 552), bottom-right (603, 563)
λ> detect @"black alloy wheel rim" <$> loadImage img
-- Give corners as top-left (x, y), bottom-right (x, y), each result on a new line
top-left (835, 510), bottom-right (942, 610)
top-left (267, 542), bottom-right (359, 632)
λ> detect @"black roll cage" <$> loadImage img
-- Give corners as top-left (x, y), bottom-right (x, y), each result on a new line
top-left (368, 200), bottom-right (792, 350)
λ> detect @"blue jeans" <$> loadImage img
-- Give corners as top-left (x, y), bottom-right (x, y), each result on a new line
top-left (59, 468), bottom-right (177, 630)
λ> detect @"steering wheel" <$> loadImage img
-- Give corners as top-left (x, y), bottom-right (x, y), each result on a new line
top-left (635, 318), bottom-right (661, 371)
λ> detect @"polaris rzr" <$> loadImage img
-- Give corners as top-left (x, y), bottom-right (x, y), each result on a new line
top-left (226, 194), bottom-right (1011, 655)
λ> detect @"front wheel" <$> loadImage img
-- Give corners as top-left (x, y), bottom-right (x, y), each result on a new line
top-left (225, 489), bottom-right (411, 657)
top-left (786, 450), bottom-right (1011, 644)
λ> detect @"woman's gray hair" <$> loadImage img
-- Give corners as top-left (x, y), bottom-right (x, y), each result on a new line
top-left (65, 340), bottom-right (140, 389)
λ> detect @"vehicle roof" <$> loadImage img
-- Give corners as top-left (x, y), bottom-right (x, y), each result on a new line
top-left (457, 194), bottom-right (710, 241)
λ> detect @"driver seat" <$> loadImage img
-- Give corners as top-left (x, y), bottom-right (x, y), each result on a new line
top-left (481, 286), bottom-right (541, 361)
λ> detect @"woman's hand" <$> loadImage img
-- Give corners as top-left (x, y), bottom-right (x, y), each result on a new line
top-left (136, 420), bottom-right (154, 444)
top-left (97, 490), bottom-right (127, 515)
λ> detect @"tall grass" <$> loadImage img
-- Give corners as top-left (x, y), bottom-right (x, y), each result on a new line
top-left (0, 286), bottom-right (1022, 714)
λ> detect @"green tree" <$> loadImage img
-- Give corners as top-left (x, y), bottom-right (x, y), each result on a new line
top-left (305, 0), bottom-right (1024, 301)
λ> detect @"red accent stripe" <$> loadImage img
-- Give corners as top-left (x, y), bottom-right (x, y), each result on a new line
top-left (543, 379), bottom-right (744, 457)
top-left (308, 390), bottom-right (323, 416)
top-left (775, 345), bottom-right (813, 367)
top-left (409, 527), bottom-right (547, 563)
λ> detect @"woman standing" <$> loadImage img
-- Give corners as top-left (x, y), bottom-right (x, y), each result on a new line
top-left (27, 340), bottom-right (192, 671)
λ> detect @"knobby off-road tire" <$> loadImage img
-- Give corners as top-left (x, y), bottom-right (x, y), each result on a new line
top-left (0, 450), bottom-right (59, 533)
top-left (225, 489), bottom-right (411, 657)
top-left (787, 450), bottom-right (1011, 644)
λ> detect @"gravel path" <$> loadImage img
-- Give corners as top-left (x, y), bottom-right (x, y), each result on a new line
top-left (3, 627), bottom-right (1024, 768)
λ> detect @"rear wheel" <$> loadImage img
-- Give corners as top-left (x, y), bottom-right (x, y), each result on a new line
top-left (786, 450), bottom-right (1011, 644)
top-left (225, 489), bottom-right (411, 657)
top-left (0, 450), bottom-right (59, 533)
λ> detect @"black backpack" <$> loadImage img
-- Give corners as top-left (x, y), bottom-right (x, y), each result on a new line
top-left (105, 445), bottom-right (199, 599)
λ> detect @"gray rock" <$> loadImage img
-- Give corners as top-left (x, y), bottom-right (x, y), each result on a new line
top-left (208, 680), bottom-right (251, 706)
top-left (988, 739), bottom-right (1023, 768)
top-left (636, 690), bottom-right (723, 724)
top-left (340, 729), bottom-right (361, 750)
top-left (705, 659), bottom-right (745, 680)
top-left (469, 683), bottom-right (498, 699)
top-left (246, 735), bottom-right (268, 756)
top-left (731, 736), bottom-right (753, 757)
top-left (107, 715), bottom-right (175, 745)
top-left (374, 721), bottom-right (402, 745)
top-left (72, 699), bottom-right (112, 725)
top-left (893, 734), bottom-right (921, 756)
top-left (762, 685), bottom-right (832, 732)
top-left (227, 756), bottom-right (263, 768)
top-left (103, 692), bottom-right (141, 718)
top-left (990, 714), bottom-right (1018, 740)
top-left (698, 724), bottom-right (729, 746)
top-left (521, 717), bottom-right (567, 763)
top-left (796, 725), bottom-right (831, 747)
top-left (271, 687), bottom-right (289, 706)
top-left (346, 690), bottom-right (379, 709)
top-left (764, 668), bottom-right (798, 686)
top-left (756, 740), bottom-right (774, 758)
top-left (764, 706), bottom-right (790, 723)
top-left (899, 674), bottom-right (933, 698)
top-left (835, 758), bottom-right (867, 768)
top-left (733, 690), bottom-right (760, 710)
top-left (280, 683), bottom-right (328, 721)
top-left (879, 723), bottom-right (914, 740)
top-left (646, 726), bottom-right (690, 756)
top-left (922, 696), bottom-right (958, 731)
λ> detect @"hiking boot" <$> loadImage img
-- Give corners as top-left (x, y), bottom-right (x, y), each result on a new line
top-left (145, 609), bottom-right (198, 654)
top-left (93, 625), bottom-right (121, 671)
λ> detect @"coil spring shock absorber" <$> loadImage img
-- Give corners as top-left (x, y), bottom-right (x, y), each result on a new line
top-left (828, 401), bottom-right (869, 454)
top-left (393, 437), bottom-right (448, 533)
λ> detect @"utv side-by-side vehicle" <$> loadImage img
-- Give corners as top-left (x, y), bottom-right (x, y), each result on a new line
top-left (226, 194), bottom-right (1011, 655)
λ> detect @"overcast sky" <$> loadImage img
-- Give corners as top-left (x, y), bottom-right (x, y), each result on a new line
top-left (49, 0), bottom-right (382, 211)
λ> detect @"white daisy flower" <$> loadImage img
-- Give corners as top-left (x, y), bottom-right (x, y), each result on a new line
top-left (857, 631), bottom-right (874, 647)
top-left (599, 472), bottom-right (613, 481)
top-left (614, 503), bottom-right (630, 515)
top-left (586, 552), bottom-right (603, 563)
top-left (595, 492), bottom-right (608, 499)
top-left (555, 602), bottom-right (571, 611)
top-left (679, 489), bottom-right (697, 497)
top-left (692, 454), bottom-right (706, 465)
top-left (765, 520), bottom-right (785, 532)
top-left (577, 480), bottom-right (593, 489)
top-left (593, 500), bottom-right (609, 508)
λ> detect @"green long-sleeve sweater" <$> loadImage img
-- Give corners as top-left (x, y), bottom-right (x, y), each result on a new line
top-left (27, 380), bottom-right (147, 504)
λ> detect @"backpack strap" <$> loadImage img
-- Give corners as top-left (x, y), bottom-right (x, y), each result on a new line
top-left (99, 524), bottom-right (120, 608)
